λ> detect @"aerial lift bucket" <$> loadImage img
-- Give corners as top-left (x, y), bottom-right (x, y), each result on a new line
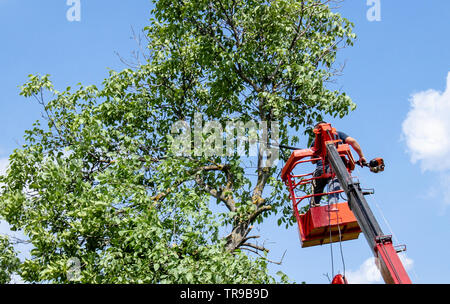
top-left (281, 123), bottom-right (412, 284)
top-left (297, 202), bottom-right (361, 248)
top-left (280, 126), bottom-right (361, 248)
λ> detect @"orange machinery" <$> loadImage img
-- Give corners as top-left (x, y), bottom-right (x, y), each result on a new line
top-left (281, 123), bottom-right (412, 284)
top-left (280, 123), bottom-right (361, 248)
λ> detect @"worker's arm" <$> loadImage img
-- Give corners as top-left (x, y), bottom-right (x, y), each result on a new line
top-left (345, 137), bottom-right (367, 165)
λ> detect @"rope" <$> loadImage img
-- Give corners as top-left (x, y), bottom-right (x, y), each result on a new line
top-left (336, 206), bottom-right (346, 278)
top-left (328, 198), bottom-right (335, 279)
top-left (326, 177), bottom-right (347, 280)
top-left (369, 193), bottom-right (420, 282)
top-left (354, 165), bottom-right (419, 282)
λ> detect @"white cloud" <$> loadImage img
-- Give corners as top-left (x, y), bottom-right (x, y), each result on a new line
top-left (346, 257), bottom-right (382, 284)
top-left (346, 254), bottom-right (414, 284)
top-left (402, 72), bottom-right (450, 208)
top-left (402, 72), bottom-right (450, 172)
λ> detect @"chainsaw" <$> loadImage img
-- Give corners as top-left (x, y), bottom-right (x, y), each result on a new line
top-left (357, 157), bottom-right (385, 173)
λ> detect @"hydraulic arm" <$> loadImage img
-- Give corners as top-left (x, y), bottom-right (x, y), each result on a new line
top-left (326, 142), bottom-right (411, 284)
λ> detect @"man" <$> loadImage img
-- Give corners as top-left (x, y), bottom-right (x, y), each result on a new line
top-left (310, 122), bottom-right (366, 207)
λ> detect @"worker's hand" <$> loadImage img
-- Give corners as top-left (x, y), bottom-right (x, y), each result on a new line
top-left (357, 157), bottom-right (367, 167)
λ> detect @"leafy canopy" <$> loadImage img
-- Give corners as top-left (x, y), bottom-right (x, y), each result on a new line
top-left (0, 0), bottom-right (355, 283)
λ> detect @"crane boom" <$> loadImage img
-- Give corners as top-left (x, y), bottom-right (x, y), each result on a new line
top-left (326, 142), bottom-right (411, 284)
top-left (281, 122), bottom-right (412, 284)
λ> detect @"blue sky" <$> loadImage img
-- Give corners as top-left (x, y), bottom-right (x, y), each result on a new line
top-left (1, 1), bottom-right (449, 284)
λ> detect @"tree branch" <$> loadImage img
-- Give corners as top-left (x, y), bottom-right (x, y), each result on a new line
top-left (248, 205), bottom-right (272, 223)
top-left (241, 242), bottom-right (269, 253)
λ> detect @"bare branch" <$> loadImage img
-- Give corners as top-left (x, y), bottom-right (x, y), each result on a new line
top-left (241, 242), bottom-right (269, 253)
top-left (241, 247), bottom-right (287, 265)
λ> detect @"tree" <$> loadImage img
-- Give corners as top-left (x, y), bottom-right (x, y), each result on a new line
top-left (0, 236), bottom-right (20, 283)
top-left (0, 0), bottom-right (355, 283)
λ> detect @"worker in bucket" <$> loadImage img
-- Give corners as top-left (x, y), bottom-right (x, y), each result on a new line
top-left (310, 122), bottom-right (366, 207)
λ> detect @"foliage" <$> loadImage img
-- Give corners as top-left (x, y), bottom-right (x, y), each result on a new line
top-left (0, 0), bottom-right (355, 283)
top-left (0, 236), bottom-right (20, 283)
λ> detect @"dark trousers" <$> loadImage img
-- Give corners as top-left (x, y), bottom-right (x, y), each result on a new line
top-left (311, 165), bottom-right (341, 206)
